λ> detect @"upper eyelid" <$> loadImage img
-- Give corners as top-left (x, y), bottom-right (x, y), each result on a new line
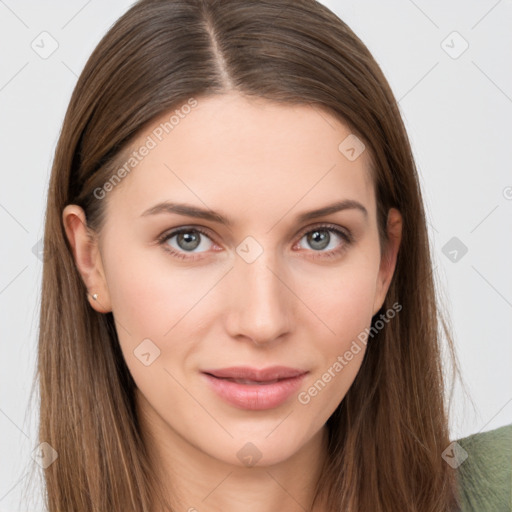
top-left (296, 222), bottom-right (349, 237)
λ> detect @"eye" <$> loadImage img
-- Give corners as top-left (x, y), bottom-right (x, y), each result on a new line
top-left (157, 223), bottom-right (353, 261)
top-left (157, 227), bottom-right (217, 260)
top-left (294, 224), bottom-right (353, 259)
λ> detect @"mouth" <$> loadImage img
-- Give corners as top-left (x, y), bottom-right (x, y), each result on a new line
top-left (200, 366), bottom-right (308, 410)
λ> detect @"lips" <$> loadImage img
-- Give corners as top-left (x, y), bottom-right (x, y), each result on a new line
top-left (201, 366), bottom-right (309, 410)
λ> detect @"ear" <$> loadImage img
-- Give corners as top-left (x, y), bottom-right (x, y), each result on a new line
top-left (62, 204), bottom-right (112, 313)
top-left (373, 207), bottom-right (402, 315)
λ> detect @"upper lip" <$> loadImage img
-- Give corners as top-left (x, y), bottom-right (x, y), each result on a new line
top-left (202, 366), bottom-right (308, 381)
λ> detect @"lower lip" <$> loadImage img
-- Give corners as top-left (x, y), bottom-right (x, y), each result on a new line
top-left (201, 372), bottom-right (308, 410)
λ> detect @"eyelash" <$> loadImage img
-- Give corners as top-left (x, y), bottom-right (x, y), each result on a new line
top-left (156, 223), bottom-right (353, 261)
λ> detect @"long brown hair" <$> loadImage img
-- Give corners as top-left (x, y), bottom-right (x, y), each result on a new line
top-left (32, 0), bottom-right (466, 510)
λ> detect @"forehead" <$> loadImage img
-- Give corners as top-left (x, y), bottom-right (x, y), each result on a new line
top-left (103, 93), bottom-right (375, 226)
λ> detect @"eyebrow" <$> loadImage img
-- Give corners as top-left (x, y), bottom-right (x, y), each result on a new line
top-left (140, 199), bottom-right (368, 226)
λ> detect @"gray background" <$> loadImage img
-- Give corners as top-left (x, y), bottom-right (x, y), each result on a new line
top-left (1, 0), bottom-right (511, 510)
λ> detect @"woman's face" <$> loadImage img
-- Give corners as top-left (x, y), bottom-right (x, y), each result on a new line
top-left (67, 93), bottom-right (401, 468)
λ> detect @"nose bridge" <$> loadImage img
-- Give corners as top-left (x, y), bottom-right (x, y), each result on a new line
top-left (226, 242), bottom-right (292, 344)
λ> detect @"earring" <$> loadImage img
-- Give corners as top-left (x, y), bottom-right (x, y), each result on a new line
top-left (92, 293), bottom-right (98, 300)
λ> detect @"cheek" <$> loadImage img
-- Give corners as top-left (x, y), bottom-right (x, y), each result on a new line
top-left (104, 244), bottom-right (213, 338)
top-left (103, 250), bottom-right (203, 413)
top-left (300, 250), bottom-right (380, 398)
top-left (313, 275), bottom-right (375, 374)
top-left (305, 254), bottom-right (380, 336)
top-left (102, 247), bottom-right (220, 399)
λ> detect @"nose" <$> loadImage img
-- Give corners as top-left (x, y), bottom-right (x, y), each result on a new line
top-left (224, 248), bottom-right (293, 346)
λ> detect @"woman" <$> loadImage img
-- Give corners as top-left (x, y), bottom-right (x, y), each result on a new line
top-left (34, 0), bottom-right (509, 510)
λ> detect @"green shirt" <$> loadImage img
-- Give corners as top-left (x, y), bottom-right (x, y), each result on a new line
top-left (456, 423), bottom-right (512, 511)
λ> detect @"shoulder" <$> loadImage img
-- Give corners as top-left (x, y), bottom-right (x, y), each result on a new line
top-left (454, 423), bottom-right (512, 512)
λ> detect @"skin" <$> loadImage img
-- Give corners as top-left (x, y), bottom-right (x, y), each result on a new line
top-left (63, 92), bottom-right (402, 512)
